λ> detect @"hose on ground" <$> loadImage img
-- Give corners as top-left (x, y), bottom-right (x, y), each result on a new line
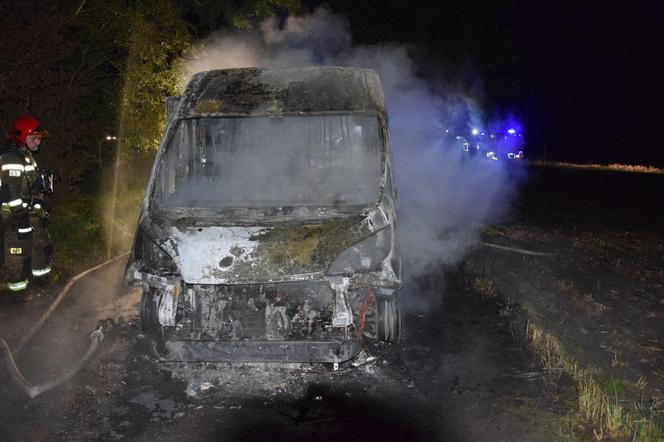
top-left (0, 252), bottom-right (128, 398)
top-left (0, 327), bottom-right (104, 399)
top-left (14, 251), bottom-right (129, 355)
top-left (475, 223), bottom-right (559, 256)
top-left (481, 241), bottom-right (558, 256)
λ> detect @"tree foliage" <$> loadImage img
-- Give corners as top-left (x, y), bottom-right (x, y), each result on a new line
top-left (118, 2), bottom-right (191, 154)
top-left (175, 0), bottom-right (303, 35)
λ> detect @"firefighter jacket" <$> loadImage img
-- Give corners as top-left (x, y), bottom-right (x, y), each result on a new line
top-left (0, 140), bottom-right (46, 231)
top-left (1, 140), bottom-right (53, 291)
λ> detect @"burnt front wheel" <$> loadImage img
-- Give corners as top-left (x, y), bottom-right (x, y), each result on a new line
top-left (376, 296), bottom-right (401, 343)
top-left (139, 289), bottom-right (161, 338)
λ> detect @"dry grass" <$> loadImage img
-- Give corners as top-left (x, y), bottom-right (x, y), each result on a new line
top-left (556, 279), bottom-right (611, 318)
top-left (531, 160), bottom-right (664, 175)
top-left (466, 275), bottom-right (497, 299)
top-left (527, 323), bottom-right (663, 440)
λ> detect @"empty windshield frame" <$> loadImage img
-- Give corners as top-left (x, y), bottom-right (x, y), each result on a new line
top-left (151, 112), bottom-right (386, 211)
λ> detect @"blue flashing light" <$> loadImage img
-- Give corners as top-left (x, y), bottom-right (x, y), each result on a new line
top-left (507, 128), bottom-right (516, 135)
top-left (471, 128), bottom-right (479, 136)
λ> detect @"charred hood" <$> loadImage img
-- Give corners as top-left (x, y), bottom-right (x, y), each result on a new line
top-left (134, 206), bottom-right (390, 285)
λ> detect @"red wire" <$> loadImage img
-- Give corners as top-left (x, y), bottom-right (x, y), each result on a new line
top-left (355, 288), bottom-right (374, 338)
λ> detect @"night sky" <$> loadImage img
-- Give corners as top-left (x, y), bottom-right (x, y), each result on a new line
top-left (323, 0), bottom-right (664, 166)
top-left (511, 0), bottom-right (664, 166)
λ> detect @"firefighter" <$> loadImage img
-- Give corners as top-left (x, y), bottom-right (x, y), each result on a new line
top-left (0, 114), bottom-right (53, 293)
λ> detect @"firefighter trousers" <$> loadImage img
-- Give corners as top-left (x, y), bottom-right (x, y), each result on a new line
top-left (1, 212), bottom-right (52, 291)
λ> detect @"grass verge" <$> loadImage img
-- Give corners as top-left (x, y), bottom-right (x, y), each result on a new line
top-left (527, 322), bottom-right (664, 440)
top-left (531, 160), bottom-right (664, 175)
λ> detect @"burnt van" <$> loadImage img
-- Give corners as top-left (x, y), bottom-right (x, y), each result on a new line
top-left (124, 67), bottom-right (401, 364)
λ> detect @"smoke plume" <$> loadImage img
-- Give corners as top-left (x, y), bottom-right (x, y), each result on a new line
top-left (183, 8), bottom-right (519, 306)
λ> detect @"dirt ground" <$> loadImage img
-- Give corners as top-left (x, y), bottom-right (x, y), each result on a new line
top-left (466, 164), bottom-right (664, 439)
top-left (3, 162), bottom-right (661, 441)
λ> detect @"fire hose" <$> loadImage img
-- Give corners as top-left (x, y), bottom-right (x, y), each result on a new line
top-left (481, 241), bottom-right (558, 256)
top-left (472, 223), bottom-right (559, 256)
top-left (0, 327), bottom-right (103, 399)
top-left (14, 251), bottom-right (129, 355)
top-left (0, 252), bottom-right (128, 398)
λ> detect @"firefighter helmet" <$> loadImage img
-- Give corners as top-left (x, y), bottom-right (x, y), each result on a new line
top-left (9, 114), bottom-right (49, 144)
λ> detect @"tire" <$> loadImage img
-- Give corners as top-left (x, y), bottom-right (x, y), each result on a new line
top-left (376, 295), bottom-right (401, 343)
top-left (139, 289), bottom-right (161, 338)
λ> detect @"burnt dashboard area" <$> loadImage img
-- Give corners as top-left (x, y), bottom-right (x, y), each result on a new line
top-left (144, 281), bottom-right (368, 342)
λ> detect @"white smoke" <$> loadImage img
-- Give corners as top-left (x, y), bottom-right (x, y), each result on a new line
top-left (182, 8), bottom-right (519, 305)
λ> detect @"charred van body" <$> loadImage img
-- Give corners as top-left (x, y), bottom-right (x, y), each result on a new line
top-left (124, 67), bottom-right (402, 364)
